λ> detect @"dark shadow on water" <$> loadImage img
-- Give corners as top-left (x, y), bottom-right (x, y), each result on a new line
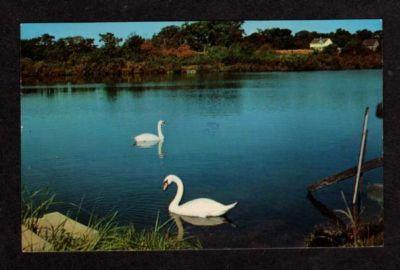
top-left (22, 73), bottom-right (247, 91)
top-left (71, 87), bottom-right (96, 93)
top-left (22, 72), bottom-right (263, 86)
top-left (105, 86), bottom-right (118, 102)
top-left (44, 88), bottom-right (56, 98)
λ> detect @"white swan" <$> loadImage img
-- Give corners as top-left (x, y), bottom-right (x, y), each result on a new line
top-left (162, 175), bottom-right (237, 218)
top-left (134, 120), bottom-right (165, 143)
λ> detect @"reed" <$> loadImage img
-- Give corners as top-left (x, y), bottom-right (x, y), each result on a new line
top-left (305, 191), bottom-right (383, 247)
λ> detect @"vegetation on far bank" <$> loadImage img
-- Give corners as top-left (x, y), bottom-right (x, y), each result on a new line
top-left (21, 21), bottom-right (382, 82)
top-left (22, 187), bottom-right (201, 251)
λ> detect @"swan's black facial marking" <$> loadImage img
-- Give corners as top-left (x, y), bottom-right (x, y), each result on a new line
top-left (162, 179), bottom-right (169, 191)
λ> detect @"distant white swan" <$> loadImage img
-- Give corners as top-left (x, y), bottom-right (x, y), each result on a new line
top-left (134, 120), bottom-right (165, 143)
top-left (162, 175), bottom-right (237, 218)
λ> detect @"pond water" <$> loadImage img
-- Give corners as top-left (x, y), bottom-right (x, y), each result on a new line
top-left (21, 70), bottom-right (383, 248)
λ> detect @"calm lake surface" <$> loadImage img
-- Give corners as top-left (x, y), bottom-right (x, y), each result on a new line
top-left (21, 70), bottom-right (383, 248)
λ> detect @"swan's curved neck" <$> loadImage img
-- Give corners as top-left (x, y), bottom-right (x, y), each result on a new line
top-left (169, 177), bottom-right (184, 210)
top-left (157, 122), bottom-right (164, 140)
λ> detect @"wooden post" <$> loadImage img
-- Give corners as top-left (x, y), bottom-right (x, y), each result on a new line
top-left (307, 157), bottom-right (383, 192)
top-left (352, 107), bottom-right (369, 205)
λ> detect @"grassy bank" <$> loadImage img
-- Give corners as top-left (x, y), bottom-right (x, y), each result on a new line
top-left (21, 52), bottom-right (382, 84)
top-left (22, 187), bottom-right (201, 251)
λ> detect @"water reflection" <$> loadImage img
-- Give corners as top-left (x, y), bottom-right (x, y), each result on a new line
top-left (22, 73), bottom-right (251, 87)
top-left (367, 183), bottom-right (383, 207)
top-left (21, 70), bottom-right (382, 248)
top-left (134, 140), bottom-right (165, 158)
top-left (170, 213), bottom-right (232, 241)
top-left (105, 86), bottom-right (118, 101)
top-left (45, 88), bottom-right (56, 97)
top-left (307, 192), bottom-right (346, 228)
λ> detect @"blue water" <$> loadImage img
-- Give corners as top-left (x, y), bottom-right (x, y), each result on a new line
top-left (21, 70), bottom-right (383, 248)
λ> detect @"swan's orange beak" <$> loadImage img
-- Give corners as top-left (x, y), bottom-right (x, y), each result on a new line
top-left (163, 181), bottom-right (169, 191)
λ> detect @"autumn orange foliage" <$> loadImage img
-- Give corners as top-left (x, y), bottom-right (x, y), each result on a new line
top-left (159, 44), bottom-right (196, 58)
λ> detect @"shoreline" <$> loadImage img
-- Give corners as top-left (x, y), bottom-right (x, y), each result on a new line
top-left (21, 64), bottom-right (382, 86)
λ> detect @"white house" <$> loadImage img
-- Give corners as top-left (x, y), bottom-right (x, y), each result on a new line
top-left (362, 39), bottom-right (380, 51)
top-left (309, 38), bottom-right (333, 51)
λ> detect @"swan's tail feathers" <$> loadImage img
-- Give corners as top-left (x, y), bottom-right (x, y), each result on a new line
top-left (225, 202), bottom-right (238, 211)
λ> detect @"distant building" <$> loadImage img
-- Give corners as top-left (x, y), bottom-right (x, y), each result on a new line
top-left (362, 39), bottom-right (380, 51)
top-left (309, 38), bottom-right (333, 51)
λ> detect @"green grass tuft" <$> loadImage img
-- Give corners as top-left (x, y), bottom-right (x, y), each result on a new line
top-left (22, 186), bottom-right (201, 251)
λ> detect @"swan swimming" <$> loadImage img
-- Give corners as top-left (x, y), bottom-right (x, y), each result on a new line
top-left (162, 175), bottom-right (238, 218)
top-left (134, 120), bottom-right (165, 144)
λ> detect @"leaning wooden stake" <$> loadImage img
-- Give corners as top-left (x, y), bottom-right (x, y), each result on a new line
top-left (307, 157), bottom-right (382, 192)
top-left (352, 107), bottom-right (369, 205)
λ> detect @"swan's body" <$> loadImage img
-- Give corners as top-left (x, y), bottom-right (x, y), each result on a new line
top-left (134, 120), bottom-right (165, 143)
top-left (162, 175), bottom-right (237, 218)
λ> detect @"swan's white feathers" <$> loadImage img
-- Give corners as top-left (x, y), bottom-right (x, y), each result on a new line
top-left (134, 133), bottom-right (160, 142)
top-left (164, 174), bottom-right (237, 218)
top-left (175, 198), bottom-right (227, 217)
top-left (134, 120), bottom-right (165, 143)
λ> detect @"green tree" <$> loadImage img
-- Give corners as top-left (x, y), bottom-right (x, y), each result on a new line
top-left (181, 21), bottom-right (244, 51)
top-left (342, 37), bottom-right (364, 55)
top-left (122, 34), bottom-right (145, 60)
top-left (242, 31), bottom-right (268, 49)
top-left (21, 37), bottom-right (42, 60)
top-left (323, 44), bottom-right (339, 55)
top-left (373, 30), bottom-right (382, 39)
top-left (258, 28), bottom-right (294, 49)
top-left (99, 33), bottom-right (123, 59)
top-left (331, 28), bottom-right (352, 48)
top-left (294, 30), bottom-right (320, 48)
top-left (355, 29), bottom-right (373, 40)
top-left (39, 34), bottom-right (55, 47)
top-left (151, 26), bottom-right (182, 48)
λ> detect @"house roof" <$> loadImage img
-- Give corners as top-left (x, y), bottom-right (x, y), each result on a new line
top-left (310, 38), bottom-right (331, 45)
top-left (362, 39), bottom-right (379, 46)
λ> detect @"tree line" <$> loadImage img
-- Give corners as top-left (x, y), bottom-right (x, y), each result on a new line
top-left (21, 21), bottom-right (382, 81)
